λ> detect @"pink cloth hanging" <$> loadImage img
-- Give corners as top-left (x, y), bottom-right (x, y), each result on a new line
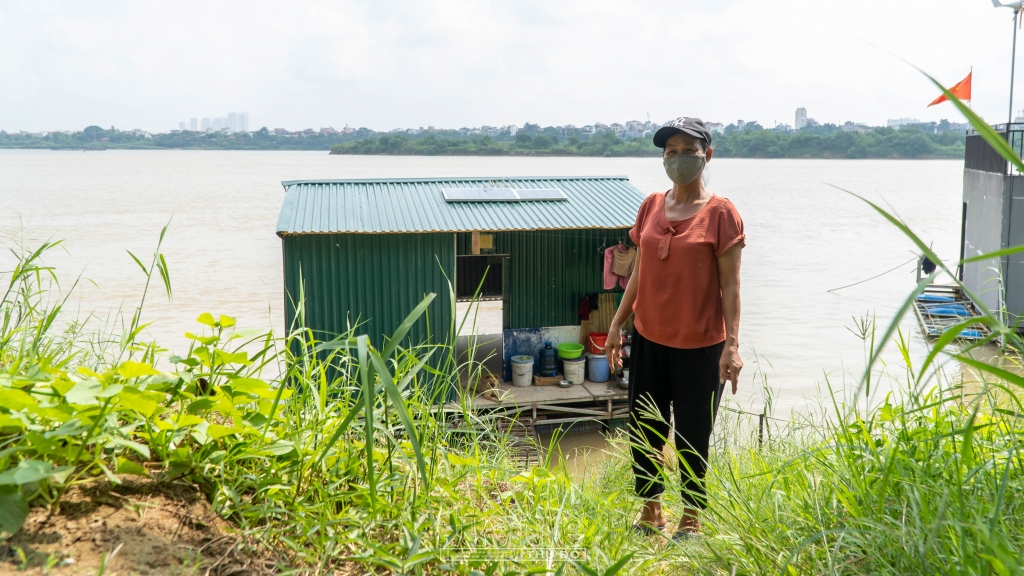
top-left (603, 245), bottom-right (629, 290)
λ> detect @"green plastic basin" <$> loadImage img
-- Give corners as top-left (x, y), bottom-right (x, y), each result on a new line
top-left (557, 342), bottom-right (585, 359)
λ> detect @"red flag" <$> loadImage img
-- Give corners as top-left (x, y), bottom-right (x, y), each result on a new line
top-left (928, 70), bottom-right (972, 107)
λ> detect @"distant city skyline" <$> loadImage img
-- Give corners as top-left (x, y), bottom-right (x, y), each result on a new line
top-left (176, 111), bottom-right (249, 133)
top-left (7, 111), bottom-right (971, 141)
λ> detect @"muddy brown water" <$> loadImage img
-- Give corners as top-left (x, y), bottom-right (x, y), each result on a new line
top-left (0, 151), bottom-right (967, 416)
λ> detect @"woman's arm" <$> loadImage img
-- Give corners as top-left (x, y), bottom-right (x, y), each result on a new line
top-left (717, 242), bottom-right (743, 393)
top-left (606, 247), bottom-right (640, 369)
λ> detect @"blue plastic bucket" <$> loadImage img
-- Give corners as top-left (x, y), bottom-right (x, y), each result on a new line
top-left (587, 353), bottom-right (610, 383)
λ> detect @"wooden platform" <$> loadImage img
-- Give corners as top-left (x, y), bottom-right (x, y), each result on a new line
top-left (912, 284), bottom-right (995, 342)
top-left (447, 379), bottom-right (630, 426)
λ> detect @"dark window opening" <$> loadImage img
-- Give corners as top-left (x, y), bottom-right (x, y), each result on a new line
top-left (456, 255), bottom-right (504, 300)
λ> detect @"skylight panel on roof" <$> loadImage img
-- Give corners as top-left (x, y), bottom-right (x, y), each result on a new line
top-left (513, 188), bottom-right (567, 201)
top-left (442, 188), bottom-right (518, 202)
top-left (442, 187), bottom-right (568, 203)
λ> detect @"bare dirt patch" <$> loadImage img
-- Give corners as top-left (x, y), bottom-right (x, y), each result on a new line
top-left (0, 477), bottom-right (278, 575)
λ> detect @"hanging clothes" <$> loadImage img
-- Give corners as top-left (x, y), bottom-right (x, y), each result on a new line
top-left (578, 296), bottom-right (592, 321)
top-left (603, 246), bottom-right (629, 290)
top-left (603, 245), bottom-right (619, 290)
top-left (611, 246), bottom-right (637, 277)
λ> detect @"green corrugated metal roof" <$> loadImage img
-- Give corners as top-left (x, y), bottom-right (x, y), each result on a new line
top-left (276, 176), bottom-right (645, 235)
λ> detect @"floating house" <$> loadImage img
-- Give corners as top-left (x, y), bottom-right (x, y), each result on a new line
top-left (275, 177), bottom-right (645, 375)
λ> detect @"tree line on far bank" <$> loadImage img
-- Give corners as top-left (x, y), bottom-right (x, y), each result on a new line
top-left (1, 123), bottom-right (967, 159)
top-left (0, 125), bottom-right (377, 151)
top-left (331, 125), bottom-right (966, 159)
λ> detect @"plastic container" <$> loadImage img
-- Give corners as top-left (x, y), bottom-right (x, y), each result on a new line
top-left (587, 332), bottom-right (608, 354)
top-left (928, 304), bottom-right (969, 317)
top-left (511, 355), bottom-right (534, 387)
top-left (538, 342), bottom-right (558, 377)
top-left (587, 353), bottom-right (610, 383)
top-left (557, 342), bottom-right (585, 359)
top-left (563, 356), bottom-right (585, 385)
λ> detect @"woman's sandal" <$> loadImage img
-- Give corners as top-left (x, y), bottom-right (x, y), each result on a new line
top-left (671, 530), bottom-right (702, 543)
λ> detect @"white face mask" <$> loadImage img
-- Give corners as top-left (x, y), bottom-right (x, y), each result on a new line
top-left (663, 153), bottom-right (706, 185)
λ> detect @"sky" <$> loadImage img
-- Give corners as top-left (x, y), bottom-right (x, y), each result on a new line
top-left (1, 0), bottom-right (1023, 133)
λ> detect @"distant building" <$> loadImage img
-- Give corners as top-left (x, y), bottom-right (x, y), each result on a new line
top-left (227, 112), bottom-right (237, 132)
top-left (201, 118), bottom-right (210, 131)
top-left (737, 120), bottom-right (746, 130)
top-left (795, 108), bottom-right (807, 130)
top-left (772, 123), bottom-right (792, 132)
top-left (707, 122), bottom-right (725, 134)
top-left (841, 121), bottom-right (872, 133)
top-left (887, 117), bottom-right (921, 129)
top-left (178, 121), bottom-right (186, 131)
top-left (189, 118), bottom-right (198, 131)
top-left (237, 112), bottom-right (249, 132)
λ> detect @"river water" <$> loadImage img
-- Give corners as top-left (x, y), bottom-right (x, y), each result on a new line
top-left (0, 150), bottom-right (965, 417)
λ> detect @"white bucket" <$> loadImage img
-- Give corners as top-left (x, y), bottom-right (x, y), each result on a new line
top-left (511, 355), bottom-right (534, 387)
top-left (563, 357), bottom-right (585, 385)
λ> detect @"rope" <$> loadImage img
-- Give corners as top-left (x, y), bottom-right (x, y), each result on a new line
top-left (721, 406), bottom-right (793, 424)
top-left (826, 256), bottom-right (918, 293)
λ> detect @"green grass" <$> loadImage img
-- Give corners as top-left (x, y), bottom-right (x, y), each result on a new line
top-left (2, 226), bottom-right (1023, 576)
top-left (2, 76), bottom-right (1024, 575)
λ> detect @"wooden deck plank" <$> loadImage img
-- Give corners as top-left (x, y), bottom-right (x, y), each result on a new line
top-left (469, 381), bottom-right (600, 407)
top-left (582, 381), bottom-right (629, 402)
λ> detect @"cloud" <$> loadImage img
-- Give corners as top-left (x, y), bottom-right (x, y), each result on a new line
top-left (0, 0), bottom-right (1018, 131)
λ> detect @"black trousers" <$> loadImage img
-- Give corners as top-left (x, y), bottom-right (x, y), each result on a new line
top-left (627, 328), bottom-right (725, 509)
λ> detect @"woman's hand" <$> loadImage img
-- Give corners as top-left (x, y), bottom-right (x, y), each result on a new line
top-left (719, 345), bottom-right (742, 394)
top-left (605, 326), bottom-right (623, 369)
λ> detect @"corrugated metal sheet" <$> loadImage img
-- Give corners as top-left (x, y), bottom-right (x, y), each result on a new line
top-left (282, 233), bottom-right (455, 349)
top-left (276, 176), bottom-right (645, 235)
top-left (457, 230), bottom-right (626, 329)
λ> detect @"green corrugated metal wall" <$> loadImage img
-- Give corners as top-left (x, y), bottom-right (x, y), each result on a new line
top-left (456, 229), bottom-right (629, 329)
top-left (282, 233), bottom-right (455, 349)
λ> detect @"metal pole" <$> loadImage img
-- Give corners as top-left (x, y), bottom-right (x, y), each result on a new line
top-left (758, 411), bottom-right (765, 448)
top-left (1011, 8), bottom-right (1019, 128)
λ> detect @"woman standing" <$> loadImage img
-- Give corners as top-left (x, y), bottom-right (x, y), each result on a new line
top-left (605, 117), bottom-right (744, 539)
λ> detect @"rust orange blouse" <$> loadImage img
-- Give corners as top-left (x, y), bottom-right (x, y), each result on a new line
top-left (628, 192), bottom-right (745, 349)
